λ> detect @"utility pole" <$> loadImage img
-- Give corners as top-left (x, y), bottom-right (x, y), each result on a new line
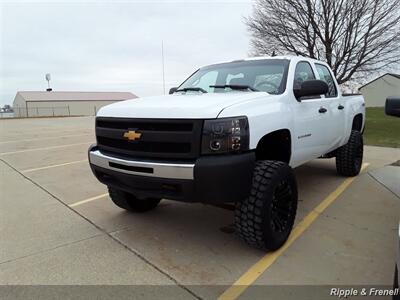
top-left (161, 40), bottom-right (166, 95)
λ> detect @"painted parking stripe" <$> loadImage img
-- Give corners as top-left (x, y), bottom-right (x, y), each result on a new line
top-left (0, 133), bottom-right (92, 144)
top-left (218, 163), bottom-right (370, 300)
top-left (0, 142), bottom-right (91, 156)
top-left (21, 159), bottom-right (88, 173)
top-left (69, 193), bottom-right (109, 208)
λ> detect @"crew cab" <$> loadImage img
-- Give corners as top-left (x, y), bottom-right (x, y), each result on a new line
top-left (88, 56), bottom-right (365, 250)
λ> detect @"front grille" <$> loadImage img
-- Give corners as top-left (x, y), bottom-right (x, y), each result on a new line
top-left (96, 117), bottom-right (203, 160)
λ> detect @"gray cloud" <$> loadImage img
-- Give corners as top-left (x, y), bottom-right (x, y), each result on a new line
top-left (0, 0), bottom-right (253, 105)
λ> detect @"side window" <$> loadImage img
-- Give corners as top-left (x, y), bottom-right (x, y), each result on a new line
top-left (293, 62), bottom-right (315, 90)
top-left (315, 64), bottom-right (337, 97)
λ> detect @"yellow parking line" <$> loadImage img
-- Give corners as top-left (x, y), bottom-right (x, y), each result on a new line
top-left (69, 193), bottom-right (109, 208)
top-left (218, 163), bottom-right (370, 300)
top-left (0, 142), bottom-right (91, 156)
top-left (22, 159), bottom-right (87, 173)
top-left (0, 133), bottom-right (92, 144)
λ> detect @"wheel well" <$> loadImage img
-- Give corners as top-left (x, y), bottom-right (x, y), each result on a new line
top-left (255, 129), bottom-right (291, 163)
top-left (352, 114), bottom-right (363, 132)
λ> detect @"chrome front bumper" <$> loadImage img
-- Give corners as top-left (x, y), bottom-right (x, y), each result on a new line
top-left (89, 150), bottom-right (194, 180)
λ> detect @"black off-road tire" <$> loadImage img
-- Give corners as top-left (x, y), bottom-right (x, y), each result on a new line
top-left (108, 187), bottom-right (161, 212)
top-left (336, 130), bottom-right (363, 177)
top-left (235, 160), bottom-right (298, 251)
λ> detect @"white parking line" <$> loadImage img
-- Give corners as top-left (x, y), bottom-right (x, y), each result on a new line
top-left (22, 159), bottom-right (88, 173)
top-left (218, 163), bottom-right (370, 300)
top-left (0, 133), bottom-right (92, 144)
top-left (0, 142), bottom-right (91, 156)
top-left (69, 193), bottom-right (109, 207)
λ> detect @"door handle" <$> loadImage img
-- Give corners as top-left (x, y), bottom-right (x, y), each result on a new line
top-left (319, 107), bottom-right (327, 113)
top-left (338, 105), bottom-right (344, 110)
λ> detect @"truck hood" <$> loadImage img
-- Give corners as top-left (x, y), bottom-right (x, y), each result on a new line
top-left (97, 92), bottom-right (271, 119)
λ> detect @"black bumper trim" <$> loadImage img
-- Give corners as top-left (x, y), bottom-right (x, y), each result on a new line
top-left (89, 146), bottom-right (255, 204)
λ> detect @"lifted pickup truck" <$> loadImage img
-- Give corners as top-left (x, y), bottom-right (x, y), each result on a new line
top-left (89, 56), bottom-right (365, 250)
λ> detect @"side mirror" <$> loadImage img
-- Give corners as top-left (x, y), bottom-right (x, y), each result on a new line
top-left (385, 97), bottom-right (400, 117)
top-left (169, 87), bottom-right (178, 94)
top-left (294, 80), bottom-right (329, 100)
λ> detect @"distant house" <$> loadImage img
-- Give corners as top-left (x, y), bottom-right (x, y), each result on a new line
top-left (13, 91), bottom-right (137, 117)
top-left (359, 73), bottom-right (400, 107)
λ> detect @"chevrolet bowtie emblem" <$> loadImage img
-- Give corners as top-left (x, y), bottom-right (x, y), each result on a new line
top-left (123, 130), bottom-right (142, 141)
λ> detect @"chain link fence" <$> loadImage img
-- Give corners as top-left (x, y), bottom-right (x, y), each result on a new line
top-left (0, 112), bottom-right (14, 118)
top-left (13, 106), bottom-right (70, 118)
top-left (8, 105), bottom-right (99, 118)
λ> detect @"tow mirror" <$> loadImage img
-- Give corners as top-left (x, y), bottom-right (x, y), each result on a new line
top-left (294, 80), bottom-right (329, 100)
top-left (385, 97), bottom-right (400, 117)
top-left (169, 87), bottom-right (178, 94)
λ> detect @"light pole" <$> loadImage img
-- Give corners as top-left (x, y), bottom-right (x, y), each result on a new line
top-left (46, 73), bottom-right (52, 91)
top-left (161, 41), bottom-right (165, 95)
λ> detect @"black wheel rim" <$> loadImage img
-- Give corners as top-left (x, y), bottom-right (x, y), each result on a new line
top-left (271, 180), bottom-right (294, 233)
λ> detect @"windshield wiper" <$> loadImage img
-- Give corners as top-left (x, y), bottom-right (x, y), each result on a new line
top-left (210, 85), bottom-right (259, 92)
top-left (175, 87), bottom-right (207, 93)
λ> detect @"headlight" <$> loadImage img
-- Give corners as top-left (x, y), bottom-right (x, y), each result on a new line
top-left (201, 116), bottom-right (249, 154)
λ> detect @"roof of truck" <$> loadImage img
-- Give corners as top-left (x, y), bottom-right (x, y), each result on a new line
top-left (201, 55), bottom-right (322, 69)
top-left (244, 55), bottom-right (295, 61)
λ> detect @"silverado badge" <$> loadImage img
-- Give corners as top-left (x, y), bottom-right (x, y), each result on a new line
top-left (123, 130), bottom-right (142, 141)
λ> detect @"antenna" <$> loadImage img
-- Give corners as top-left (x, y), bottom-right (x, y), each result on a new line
top-left (45, 73), bottom-right (52, 91)
top-left (161, 41), bottom-right (166, 95)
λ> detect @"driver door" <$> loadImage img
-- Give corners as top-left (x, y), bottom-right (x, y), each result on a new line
top-left (291, 61), bottom-right (331, 165)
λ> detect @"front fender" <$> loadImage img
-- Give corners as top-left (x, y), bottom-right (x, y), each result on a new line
top-left (219, 100), bottom-right (292, 150)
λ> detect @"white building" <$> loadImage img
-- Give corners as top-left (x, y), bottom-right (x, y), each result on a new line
top-left (13, 91), bottom-right (137, 117)
top-left (359, 73), bottom-right (400, 107)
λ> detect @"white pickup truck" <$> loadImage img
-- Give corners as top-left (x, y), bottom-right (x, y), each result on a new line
top-left (89, 56), bottom-right (365, 250)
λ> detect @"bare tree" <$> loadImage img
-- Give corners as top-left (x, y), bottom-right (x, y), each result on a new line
top-left (246, 0), bottom-right (400, 83)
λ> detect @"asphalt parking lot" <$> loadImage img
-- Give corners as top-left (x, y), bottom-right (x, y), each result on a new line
top-left (1, 116), bottom-right (399, 299)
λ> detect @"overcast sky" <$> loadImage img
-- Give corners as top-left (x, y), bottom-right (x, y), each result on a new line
top-left (0, 0), bottom-right (253, 106)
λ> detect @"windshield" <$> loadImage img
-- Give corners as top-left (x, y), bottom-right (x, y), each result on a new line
top-left (178, 59), bottom-right (289, 94)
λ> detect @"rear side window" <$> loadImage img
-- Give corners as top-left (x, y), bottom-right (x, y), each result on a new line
top-left (293, 62), bottom-right (315, 90)
top-left (315, 64), bottom-right (337, 97)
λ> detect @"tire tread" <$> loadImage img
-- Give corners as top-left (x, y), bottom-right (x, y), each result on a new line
top-left (336, 130), bottom-right (363, 176)
top-left (108, 187), bottom-right (161, 212)
top-left (235, 160), bottom-right (297, 250)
